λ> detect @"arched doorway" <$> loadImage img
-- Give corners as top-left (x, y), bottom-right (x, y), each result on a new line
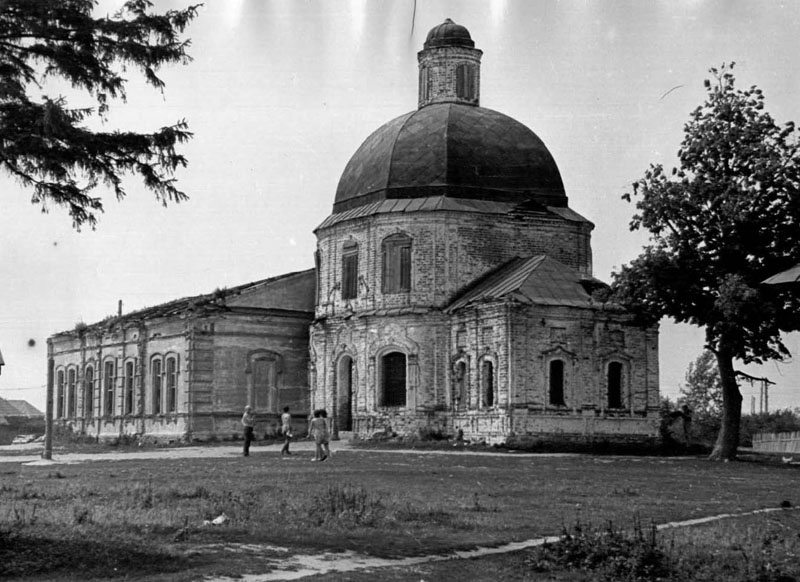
top-left (337, 355), bottom-right (354, 431)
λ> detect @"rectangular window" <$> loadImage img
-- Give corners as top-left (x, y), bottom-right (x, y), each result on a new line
top-left (104, 360), bottom-right (115, 416)
top-left (456, 64), bottom-right (475, 100)
top-left (152, 359), bottom-right (162, 414)
top-left (383, 235), bottom-right (412, 294)
top-left (342, 245), bottom-right (358, 300)
top-left (166, 357), bottom-right (177, 413)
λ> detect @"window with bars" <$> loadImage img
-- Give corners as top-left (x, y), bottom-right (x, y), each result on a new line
top-left (56, 369), bottom-right (65, 419)
top-left (84, 366), bottom-right (94, 418)
top-left (67, 368), bottom-right (77, 417)
top-left (166, 356), bottom-right (178, 413)
top-left (342, 241), bottom-right (359, 300)
top-left (124, 360), bottom-right (135, 415)
top-left (152, 357), bottom-right (162, 414)
top-left (382, 234), bottom-right (412, 294)
top-left (103, 360), bottom-right (115, 416)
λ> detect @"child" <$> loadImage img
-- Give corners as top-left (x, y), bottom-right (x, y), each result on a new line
top-left (280, 406), bottom-right (293, 456)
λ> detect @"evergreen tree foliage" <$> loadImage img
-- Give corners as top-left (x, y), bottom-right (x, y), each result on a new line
top-left (612, 64), bottom-right (800, 460)
top-left (0, 0), bottom-right (199, 228)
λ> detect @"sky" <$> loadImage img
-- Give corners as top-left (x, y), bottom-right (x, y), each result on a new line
top-left (1, 0), bottom-right (799, 413)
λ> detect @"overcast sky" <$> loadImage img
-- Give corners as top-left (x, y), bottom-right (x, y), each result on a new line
top-left (1, 0), bottom-right (799, 412)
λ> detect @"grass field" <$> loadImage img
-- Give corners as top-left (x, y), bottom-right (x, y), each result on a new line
top-left (1, 445), bottom-right (799, 581)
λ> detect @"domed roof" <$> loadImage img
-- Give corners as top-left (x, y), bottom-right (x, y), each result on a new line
top-left (424, 18), bottom-right (474, 48)
top-left (333, 103), bottom-right (566, 213)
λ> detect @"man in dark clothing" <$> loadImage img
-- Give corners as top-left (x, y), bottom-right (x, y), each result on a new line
top-left (242, 405), bottom-right (255, 456)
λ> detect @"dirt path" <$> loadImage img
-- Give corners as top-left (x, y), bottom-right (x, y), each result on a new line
top-left (202, 506), bottom-right (800, 581)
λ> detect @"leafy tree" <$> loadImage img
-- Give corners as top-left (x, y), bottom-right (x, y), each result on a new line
top-left (612, 64), bottom-right (800, 460)
top-left (0, 0), bottom-right (199, 229)
top-left (679, 351), bottom-right (722, 421)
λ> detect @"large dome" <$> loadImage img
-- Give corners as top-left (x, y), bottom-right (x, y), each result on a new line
top-left (333, 103), bottom-right (567, 213)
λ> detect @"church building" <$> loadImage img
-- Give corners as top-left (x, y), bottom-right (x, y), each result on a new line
top-left (310, 19), bottom-right (660, 444)
top-left (47, 20), bottom-right (660, 446)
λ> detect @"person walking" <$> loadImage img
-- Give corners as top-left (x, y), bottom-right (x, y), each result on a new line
top-left (241, 405), bottom-right (256, 457)
top-left (308, 409), bottom-right (329, 462)
top-left (280, 406), bottom-right (293, 456)
top-left (319, 409), bottom-right (332, 459)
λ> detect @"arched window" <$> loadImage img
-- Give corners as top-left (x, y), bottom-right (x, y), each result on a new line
top-left (151, 357), bottom-right (162, 414)
top-left (382, 234), bottom-right (412, 294)
top-left (481, 360), bottom-right (494, 408)
top-left (608, 362), bottom-right (624, 409)
top-left (84, 366), bottom-right (94, 418)
top-left (67, 368), bottom-right (77, 417)
top-left (124, 360), bottom-right (135, 415)
top-left (549, 360), bottom-right (565, 406)
top-left (341, 241), bottom-right (359, 300)
top-left (165, 355), bottom-right (178, 413)
top-left (456, 63), bottom-right (475, 100)
top-left (103, 359), bottom-right (115, 416)
top-left (56, 369), bottom-right (65, 419)
top-left (381, 351), bottom-right (406, 407)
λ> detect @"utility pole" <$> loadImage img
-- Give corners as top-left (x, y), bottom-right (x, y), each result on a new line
top-left (43, 340), bottom-right (54, 460)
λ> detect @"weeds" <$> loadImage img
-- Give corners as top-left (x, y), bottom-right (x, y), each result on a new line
top-left (530, 517), bottom-right (667, 581)
top-left (307, 484), bottom-right (384, 527)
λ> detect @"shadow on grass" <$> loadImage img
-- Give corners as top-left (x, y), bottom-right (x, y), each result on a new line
top-left (0, 532), bottom-right (194, 579)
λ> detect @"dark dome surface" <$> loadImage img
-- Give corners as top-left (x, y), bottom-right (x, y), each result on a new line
top-left (333, 103), bottom-right (566, 213)
top-left (424, 18), bottom-right (474, 48)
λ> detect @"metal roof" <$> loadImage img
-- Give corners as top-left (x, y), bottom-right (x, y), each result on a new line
top-left (333, 103), bottom-right (566, 213)
top-left (445, 255), bottom-right (605, 313)
top-left (315, 197), bottom-right (591, 231)
top-left (51, 269), bottom-right (316, 337)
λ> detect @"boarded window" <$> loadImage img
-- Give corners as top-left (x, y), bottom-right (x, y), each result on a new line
top-left (482, 361), bottom-right (494, 407)
top-left (456, 64), bottom-right (475, 100)
top-left (67, 368), bottom-right (77, 417)
top-left (454, 361), bottom-right (467, 408)
top-left (166, 356), bottom-right (178, 413)
top-left (124, 361), bottom-right (135, 415)
top-left (152, 358), bottom-right (162, 414)
top-left (56, 370), bottom-right (65, 419)
top-left (104, 360), bottom-right (115, 416)
top-left (608, 362), bottom-right (623, 408)
top-left (342, 241), bottom-right (358, 300)
top-left (382, 234), bottom-right (412, 294)
top-left (549, 360), bottom-right (565, 406)
top-left (382, 352), bottom-right (406, 407)
top-left (253, 355), bottom-right (280, 413)
top-left (84, 366), bottom-right (94, 418)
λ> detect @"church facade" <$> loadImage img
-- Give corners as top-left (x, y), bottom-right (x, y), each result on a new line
top-left (48, 20), bottom-right (660, 445)
top-left (309, 20), bottom-right (660, 444)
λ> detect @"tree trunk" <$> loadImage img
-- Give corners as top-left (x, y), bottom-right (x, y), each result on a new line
top-left (709, 348), bottom-right (742, 460)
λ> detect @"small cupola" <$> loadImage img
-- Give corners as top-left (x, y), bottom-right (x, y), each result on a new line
top-left (417, 18), bottom-right (482, 108)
